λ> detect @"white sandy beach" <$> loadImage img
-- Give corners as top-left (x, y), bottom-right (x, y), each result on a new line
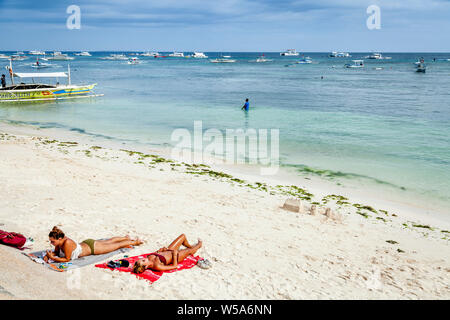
top-left (0, 122), bottom-right (449, 300)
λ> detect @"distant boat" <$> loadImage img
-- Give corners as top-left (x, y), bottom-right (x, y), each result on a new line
top-left (345, 60), bottom-right (364, 68)
top-left (100, 54), bottom-right (128, 60)
top-left (416, 58), bottom-right (426, 73)
top-left (168, 52), bottom-right (184, 57)
top-left (254, 54), bottom-right (272, 63)
top-left (297, 56), bottom-right (313, 64)
top-left (31, 58), bottom-right (52, 69)
top-left (28, 50), bottom-right (46, 55)
top-left (0, 54), bottom-right (11, 59)
top-left (365, 53), bottom-right (392, 60)
top-left (74, 51), bottom-right (92, 56)
top-left (11, 55), bottom-right (28, 61)
top-left (210, 55), bottom-right (236, 63)
top-left (47, 52), bottom-right (74, 61)
top-left (329, 51), bottom-right (351, 58)
top-left (127, 57), bottom-right (140, 64)
top-left (280, 49), bottom-right (299, 56)
top-left (140, 52), bottom-right (159, 57)
top-left (187, 52), bottom-right (208, 58)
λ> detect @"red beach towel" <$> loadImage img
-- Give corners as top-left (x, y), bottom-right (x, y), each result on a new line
top-left (95, 253), bottom-right (201, 283)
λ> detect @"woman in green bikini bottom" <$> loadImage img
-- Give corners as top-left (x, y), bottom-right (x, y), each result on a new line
top-left (44, 226), bottom-right (143, 263)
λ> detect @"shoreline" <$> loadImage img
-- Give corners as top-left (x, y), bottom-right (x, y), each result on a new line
top-left (2, 120), bottom-right (449, 228)
top-left (0, 121), bottom-right (449, 299)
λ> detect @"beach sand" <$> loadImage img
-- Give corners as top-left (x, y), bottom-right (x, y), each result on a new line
top-left (0, 123), bottom-right (449, 299)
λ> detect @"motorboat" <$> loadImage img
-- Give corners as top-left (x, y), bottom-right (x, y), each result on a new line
top-left (31, 58), bottom-right (52, 69)
top-left (28, 50), bottom-right (46, 55)
top-left (280, 49), bottom-right (299, 56)
top-left (74, 51), bottom-right (92, 56)
top-left (297, 56), bottom-right (312, 64)
top-left (168, 52), bottom-right (184, 57)
top-left (0, 61), bottom-right (102, 102)
top-left (100, 54), bottom-right (129, 60)
top-left (11, 55), bottom-right (28, 61)
top-left (47, 52), bottom-right (74, 61)
top-left (187, 52), bottom-right (208, 58)
top-left (365, 53), bottom-right (392, 60)
top-left (127, 57), bottom-right (140, 64)
top-left (255, 53), bottom-right (273, 62)
top-left (140, 52), bottom-right (159, 57)
top-left (0, 54), bottom-right (11, 59)
top-left (345, 60), bottom-right (364, 68)
top-left (210, 57), bottom-right (236, 63)
top-left (329, 51), bottom-right (351, 58)
top-left (416, 58), bottom-right (426, 73)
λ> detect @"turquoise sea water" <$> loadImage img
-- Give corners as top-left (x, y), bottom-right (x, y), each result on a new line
top-left (1, 52), bottom-right (449, 211)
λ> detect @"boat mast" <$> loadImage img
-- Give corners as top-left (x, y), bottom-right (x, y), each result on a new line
top-left (67, 64), bottom-right (71, 85)
top-left (9, 59), bottom-right (14, 85)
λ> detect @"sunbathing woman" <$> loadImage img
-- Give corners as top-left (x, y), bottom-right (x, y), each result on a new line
top-left (133, 234), bottom-right (202, 273)
top-left (44, 226), bottom-right (143, 263)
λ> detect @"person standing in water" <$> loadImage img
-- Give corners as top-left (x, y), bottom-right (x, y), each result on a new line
top-left (1, 74), bottom-right (6, 88)
top-left (241, 98), bottom-right (249, 111)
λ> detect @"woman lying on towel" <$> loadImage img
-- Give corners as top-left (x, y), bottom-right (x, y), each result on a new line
top-left (133, 234), bottom-right (202, 273)
top-left (44, 226), bottom-right (143, 263)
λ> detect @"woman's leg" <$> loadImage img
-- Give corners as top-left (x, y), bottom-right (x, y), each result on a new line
top-left (94, 238), bottom-right (142, 255)
top-left (167, 234), bottom-right (193, 250)
top-left (102, 236), bottom-right (131, 244)
top-left (177, 240), bottom-right (202, 263)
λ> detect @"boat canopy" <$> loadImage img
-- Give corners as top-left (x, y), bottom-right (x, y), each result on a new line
top-left (13, 72), bottom-right (68, 78)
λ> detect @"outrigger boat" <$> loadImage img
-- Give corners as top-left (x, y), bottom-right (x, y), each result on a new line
top-left (31, 57), bottom-right (52, 69)
top-left (415, 58), bottom-right (426, 73)
top-left (345, 60), bottom-right (364, 68)
top-left (0, 60), bottom-right (103, 102)
top-left (127, 57), bottom-right (140, 64)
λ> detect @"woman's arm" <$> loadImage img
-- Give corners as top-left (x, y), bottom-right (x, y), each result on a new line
top-left (46, 251), bottom-right (71, 263)
top-left (152, 250), bottom-right (179, 271)
top-left (47, 240), bottom-right (76, 263)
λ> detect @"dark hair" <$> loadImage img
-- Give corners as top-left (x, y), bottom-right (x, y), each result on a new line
top-left (1, 74), bottom-right (5, 77)
top-left (49, 226), bottom-right (65, 239)
top-left (245, 99), bottom-right (249, 101)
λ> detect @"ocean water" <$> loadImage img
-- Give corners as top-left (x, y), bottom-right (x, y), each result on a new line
top-left (1, 52), bottom-right (449, 212)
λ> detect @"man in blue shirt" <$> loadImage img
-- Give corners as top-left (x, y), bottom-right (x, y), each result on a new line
top-left (241, 98), bottom-right (249, 111)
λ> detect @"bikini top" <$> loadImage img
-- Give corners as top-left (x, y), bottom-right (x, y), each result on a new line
top-left (148, 252), bottom-right (167, 265)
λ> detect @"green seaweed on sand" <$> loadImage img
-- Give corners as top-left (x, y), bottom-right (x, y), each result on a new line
top-left (412, 224), bottom-right (433, 230)
top-left (386, 240), bottom-right (398, 244)
top-left (91, 146), bottom-right (102, 150)
top-left (42, 139), bottom-right (58, 145)
top-left (441, 230), bottom-right (450, 234)
top-left (356, 211), bottom-right (370, 219)
top-left (397, 248), bottom-right (405, 253)
top-left (120, 149), bottom-right (144, 157)
top-left (376, 217), bottom-right (387, 222)
top-left (84, 150), bottom-right (92, 157)
top-left (352, 203), bottom-right (377, 214)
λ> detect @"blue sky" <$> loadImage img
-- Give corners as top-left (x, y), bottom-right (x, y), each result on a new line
top-left (1, 0), bottom-right (450, 52)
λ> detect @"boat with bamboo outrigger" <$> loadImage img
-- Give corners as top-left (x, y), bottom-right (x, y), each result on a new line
top-left (0, 60), bottom-right (103, 103)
